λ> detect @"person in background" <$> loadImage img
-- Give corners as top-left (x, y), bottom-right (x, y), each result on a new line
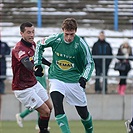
top-left (116, 41), bottom-right (132, 95)
top-left (16, 64), bottom-right (51, 131)
top-left (92, 31), bottom-right (113, 94)
top-left (11, 22), bottom-right (52, 133)
top-left (0, 40), bottom-right (10, 93)
top-left (34, 18), bottom-right (94, 133)
top-left (0, 40), bottom-right (10, 116)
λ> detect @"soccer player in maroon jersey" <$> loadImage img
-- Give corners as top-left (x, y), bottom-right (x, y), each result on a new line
top-left (11, 22), bottom-right (52, 133)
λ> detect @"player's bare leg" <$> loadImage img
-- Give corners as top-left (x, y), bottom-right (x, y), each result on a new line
top-left (36, 100), bottom-right (51, 133)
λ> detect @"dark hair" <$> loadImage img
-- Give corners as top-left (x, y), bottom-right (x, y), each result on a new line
top-left (100, 30), bottom-right (104, 34)
top-left (62, 18), bottom-right (77, 31)
top-left (20, 22), bottom-right (34, 32)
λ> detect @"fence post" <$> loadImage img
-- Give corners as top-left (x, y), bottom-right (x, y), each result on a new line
top-left (122, 96), bottom-right (125, 120)
top-left (114, 0), bottom-right (118, 31)
top-left (102, 57), bottom-right (106, 94)
top-left (37, 0), bottom-right (42, 27)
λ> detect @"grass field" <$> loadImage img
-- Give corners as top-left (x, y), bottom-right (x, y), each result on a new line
top-left (0, 120), bottom-right (127, 133)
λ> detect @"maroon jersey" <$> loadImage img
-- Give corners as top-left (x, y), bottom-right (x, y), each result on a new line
top-left (12, 40), bottom-right (37, 90)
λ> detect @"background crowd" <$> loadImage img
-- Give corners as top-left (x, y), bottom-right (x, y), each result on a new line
top-left (91, 31), bottom-right (132, 95)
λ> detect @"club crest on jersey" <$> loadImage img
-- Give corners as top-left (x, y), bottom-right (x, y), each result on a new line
top-left (56, 60), bottom-right (74, 70)
top-left (29, 57), bottom-right (33, 61)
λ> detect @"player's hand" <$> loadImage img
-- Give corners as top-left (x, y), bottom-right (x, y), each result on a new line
top-left (34, 65), bottom-right (44, 77)
top-left (79, 77), bottom-right (87, 89)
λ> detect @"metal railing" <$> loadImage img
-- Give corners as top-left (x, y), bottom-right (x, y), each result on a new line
top-left (92, 55), bottom-right (133, 94)
top-left (1, 55), bottom-right (133, 94)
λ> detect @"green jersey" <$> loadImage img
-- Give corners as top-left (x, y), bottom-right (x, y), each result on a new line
top-left (34, 33), bottom-right (94, 83)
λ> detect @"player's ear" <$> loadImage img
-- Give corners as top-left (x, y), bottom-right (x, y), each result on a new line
top-left (20, 31), bottom-right (23, 36)
top-left (62, 28), bottom-right (64, 31)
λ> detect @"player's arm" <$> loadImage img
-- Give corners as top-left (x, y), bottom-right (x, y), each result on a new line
top-left (21, 56), bottom-right (34, 71)
top-left (78, 38), bottom-right (95, 89)
top-left (80, 38), bottom-right (95, 81)
top-left (34, 34), bottom-right (59, 65)
top-left (21, 56), bottom-right (43, 77)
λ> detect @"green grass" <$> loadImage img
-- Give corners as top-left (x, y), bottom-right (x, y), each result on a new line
top-left (0, 120), bottom-right (126, 133)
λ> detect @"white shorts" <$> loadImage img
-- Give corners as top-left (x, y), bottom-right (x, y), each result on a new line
top-left (14, 81), bottom-right (48, 110)
top-left (49, 79), bottom-right (87, 106)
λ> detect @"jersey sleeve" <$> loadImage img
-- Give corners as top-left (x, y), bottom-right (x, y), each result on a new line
top-left (79, 38), bottom-right (95, 81)
top-left (13, 45), bottom-right (28, 62)
top-left (34, 34), bottom-right (59, 65)
top-left (34, 39), bottom-right (45, 65)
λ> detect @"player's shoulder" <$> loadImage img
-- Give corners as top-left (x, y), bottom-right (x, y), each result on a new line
top-left (47, 33), bottom-right (60, 39)
top-left (13, 41), bottom-right (26, 52)
top-left (78, 36), bottom-right (88, 47)
top-left (45, 33), bottom-right (62, 43)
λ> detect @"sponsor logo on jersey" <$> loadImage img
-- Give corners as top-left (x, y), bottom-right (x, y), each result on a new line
top-left (56, 60), bottom-right (74, 70)
top-left (18, 50), bottom-right (25, 58)
top-left (55, 51), bottom-right (75, 59)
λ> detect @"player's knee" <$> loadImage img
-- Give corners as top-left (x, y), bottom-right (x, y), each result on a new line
top-left (38, 103), bottom-right (51, 117)
top-left (40, 108), bottom-right (51, 117)
top-left (76, 106), bottom-right (89, 119)
top-left (45, 98), bottom-right (53, 110)
top-left (48, 103), bottom-right (53, 111)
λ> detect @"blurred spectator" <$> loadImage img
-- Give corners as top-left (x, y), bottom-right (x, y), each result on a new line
top-left (0, 40), bottom-right (10, 93)
top-left (92, 31), bottom-right (113, 94)
top-left (0, 40), bottom-right (10, 115)
top-left (116, 41), bottom-right (132, 95)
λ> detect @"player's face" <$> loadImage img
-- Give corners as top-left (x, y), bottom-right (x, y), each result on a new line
top-left (63, 29), bottom-right (76, 43)
top-left (20, 26), bottom-right (35, 43)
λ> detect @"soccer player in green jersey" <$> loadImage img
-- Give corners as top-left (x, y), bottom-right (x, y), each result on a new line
top-left (34, 18), bottom-right (95, 133)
